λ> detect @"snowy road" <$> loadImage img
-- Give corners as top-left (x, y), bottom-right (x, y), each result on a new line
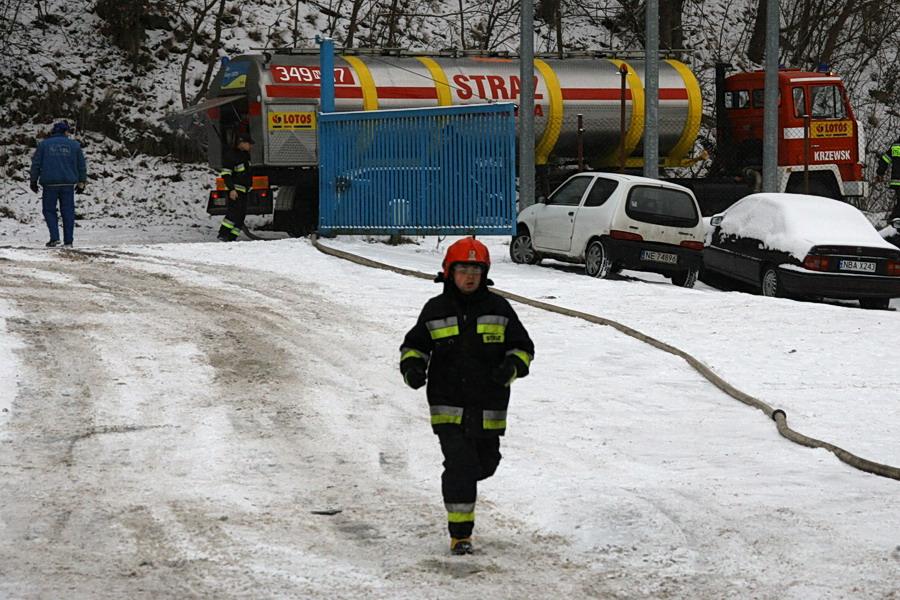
top-left (0, 239), bottom-right (898, 599)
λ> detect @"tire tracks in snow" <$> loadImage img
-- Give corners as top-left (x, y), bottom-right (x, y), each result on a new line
top-left (0, 247), bottom-right (629, 599)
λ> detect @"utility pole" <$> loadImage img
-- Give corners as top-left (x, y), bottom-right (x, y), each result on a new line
top-left (519, 0), bottom-right (535, 210)
top-left (644, 0), bottom-right (659, 179)
top-left (762, 0), bottom-right (779, 192)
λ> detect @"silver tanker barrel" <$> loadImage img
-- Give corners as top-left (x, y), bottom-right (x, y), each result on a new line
top-left (208, 51), bottom-right (703, 170)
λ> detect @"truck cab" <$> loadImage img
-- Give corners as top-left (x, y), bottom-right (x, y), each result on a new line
top-left (720, 68), bottom-right (866, 200)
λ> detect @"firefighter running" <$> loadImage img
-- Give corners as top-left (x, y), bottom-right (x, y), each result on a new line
top-left (400, 238), bottom-right (535, 556)
top-left (217, 133), bottom-right (255, 242)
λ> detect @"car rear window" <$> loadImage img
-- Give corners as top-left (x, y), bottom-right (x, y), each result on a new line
top-left (625, 186), bottom-right (699, 227)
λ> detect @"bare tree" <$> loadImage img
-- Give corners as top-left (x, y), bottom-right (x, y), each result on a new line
top-left (467, 0), bottom-right (519, 50)
top-left (0, 0), bottom-right (30, 59)
top-left (176, 0), bottom-right (228, 107)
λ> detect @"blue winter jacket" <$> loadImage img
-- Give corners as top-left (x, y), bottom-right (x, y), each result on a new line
top-left (30, 133), bottom-right (87, 186)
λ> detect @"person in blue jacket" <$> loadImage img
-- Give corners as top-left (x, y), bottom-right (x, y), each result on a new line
top-left (30, 122), bottom-right (88, 247)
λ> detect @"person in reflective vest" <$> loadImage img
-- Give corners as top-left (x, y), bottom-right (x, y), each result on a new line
top-left (217, 133), bottom-right (255, 241)
top-left (875, 136), bottom-right (900, 220)
top-left (400, 237), bottom-right (535, 556)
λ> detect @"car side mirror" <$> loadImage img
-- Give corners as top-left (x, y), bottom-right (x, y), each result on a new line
top-left (892, 217), bottom-right (900, 230)
top-left (710, 215), bottom-right (723, 227)
top-left (536, 195), bottom-right (547, 204)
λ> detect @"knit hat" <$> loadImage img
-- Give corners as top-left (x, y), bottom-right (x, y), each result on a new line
top-left (51, 122), bottom-right (70, 135)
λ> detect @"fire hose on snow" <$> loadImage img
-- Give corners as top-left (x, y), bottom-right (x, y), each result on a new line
top-left (310, 234), bottom-right (900, 482)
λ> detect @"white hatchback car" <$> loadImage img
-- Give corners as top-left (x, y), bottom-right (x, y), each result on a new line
top-left (510, 172), bottom-right (705, 287)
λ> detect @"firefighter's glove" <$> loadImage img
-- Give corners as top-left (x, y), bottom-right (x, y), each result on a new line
top-left (30, 181), bottom-right (39, 193)
top-left (75, 182), bottom-right (86, 194)
top-left (491, 359), bottom-right (518, 387)
top-left (403, 364), bottom-right (427, 390)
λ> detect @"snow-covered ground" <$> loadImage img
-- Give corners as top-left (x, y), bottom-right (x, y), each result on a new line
top-left (0, 212), bottom-right (898, 598)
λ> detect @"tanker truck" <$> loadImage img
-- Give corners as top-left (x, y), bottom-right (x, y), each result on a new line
top-left (168, 48), bottom-right (867, 236)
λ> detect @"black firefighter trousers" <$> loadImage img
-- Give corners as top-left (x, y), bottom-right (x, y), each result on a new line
top-left (437, 429), bottom-right (502, 540)
top-left (891, 186), bottom-right (900, 220)
top-left (219, 192), bottom-right (248, 241)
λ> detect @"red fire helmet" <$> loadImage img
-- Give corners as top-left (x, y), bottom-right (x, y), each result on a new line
top-left (441, 237), bottom-right (491, 278)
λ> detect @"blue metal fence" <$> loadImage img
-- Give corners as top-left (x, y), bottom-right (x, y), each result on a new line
top-left (318, 103), bottom-right (516, 236)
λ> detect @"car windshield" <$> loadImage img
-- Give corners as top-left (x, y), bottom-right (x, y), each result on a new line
top-left (625, 185), bottom-right (699, 227)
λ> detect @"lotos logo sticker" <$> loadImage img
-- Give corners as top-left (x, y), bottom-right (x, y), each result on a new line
top-left (267, 111), bottom-right (316, 130)
top-left (811, 120), bottom-right (852, 138)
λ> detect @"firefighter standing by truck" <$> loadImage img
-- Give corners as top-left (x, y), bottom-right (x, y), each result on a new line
top-left (400, 238), bottom-right (535, 555)
top-left (875, 136), bottom-right (900, 221)
top-left (217, 133), bottom-right (255, 242)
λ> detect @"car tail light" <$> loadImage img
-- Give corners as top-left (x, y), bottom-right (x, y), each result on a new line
top-left (802, 254), bottom-right (830, 271)
top-left (610, 230), bottom-right (643, 241)
top-left (887, 260), bottom-right (900, 276)
top-left (680, 240), bottom-right (704, 250)
top-left (210, 191), bottom-right (221, 199)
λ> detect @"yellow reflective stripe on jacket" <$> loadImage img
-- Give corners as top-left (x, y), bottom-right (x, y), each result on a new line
top-left (426, 317), bottom-right (459, 340)
top-left (508, 349), bottom-right (533, 368)
top-left (430, 405), bottom-right (463, 425)
top-left (400, 346), bottom-right (429, 363)
top-left (476, 323), bottom-right (506, 335)
top-left (233, 185), bottom-right (249, 192)
top-left (483, 410), bottom-right (507, 429)
top-left (220, 168), bottom-right (233, 176)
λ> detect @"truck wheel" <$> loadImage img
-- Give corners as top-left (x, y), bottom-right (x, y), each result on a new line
top-left (859, 298), bottom-right (890, 310)
top-left (761, 267), bottom-right (784, 298)
top-left (510, 232), bottom-right (541, 264)
top-left (585, 240), bottom-right (612, 278)
top-left (671, 266), bottom-right (699, 288)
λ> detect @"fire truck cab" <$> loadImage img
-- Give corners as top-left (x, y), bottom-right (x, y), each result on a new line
top-left (719, 67), bottom-right (867, 200)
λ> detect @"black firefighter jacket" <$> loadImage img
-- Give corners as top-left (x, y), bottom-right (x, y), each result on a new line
top-left (876, 140), bottom-right (900, 186)
top-left (221, 146), bottom-right (253, 194)
top-left (400, 280), bottom-right (535, 437)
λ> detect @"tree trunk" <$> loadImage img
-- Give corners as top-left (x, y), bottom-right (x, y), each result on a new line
top-left (747, 0), bottom-right (767, 64)
top-left (659, 0), bottom-right (684, 51)
top-left (345, 0), bottom-right (364, 47)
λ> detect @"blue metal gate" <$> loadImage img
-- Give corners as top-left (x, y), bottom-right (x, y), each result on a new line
top-left (318, 103), bottom-right (516, 236)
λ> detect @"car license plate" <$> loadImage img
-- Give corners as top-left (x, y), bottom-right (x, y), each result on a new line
top-left (641, 250), bottom-right (678, 264)
top-left (839, 260), bottom-right (876, 273)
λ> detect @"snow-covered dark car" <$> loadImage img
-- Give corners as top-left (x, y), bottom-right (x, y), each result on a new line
top-left (703, 193), bottom-right (900, 309)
